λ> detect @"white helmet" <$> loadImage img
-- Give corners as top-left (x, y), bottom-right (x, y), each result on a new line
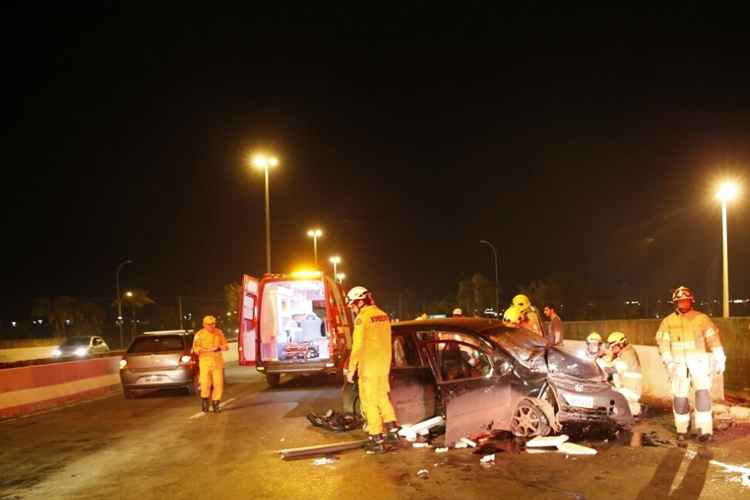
top-left (452, 308), bottom-right (463, 316)
top-left (346, 286), bottom-right (372, 305)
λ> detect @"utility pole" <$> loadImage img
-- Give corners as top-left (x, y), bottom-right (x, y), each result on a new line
top-left (178, 295), bottom-right (184, 330)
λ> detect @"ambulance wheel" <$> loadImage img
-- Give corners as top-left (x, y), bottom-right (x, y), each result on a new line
top-left (266, 373), bottom-right (281, 387)
top-left (511, 401), bottom-right (550, 438)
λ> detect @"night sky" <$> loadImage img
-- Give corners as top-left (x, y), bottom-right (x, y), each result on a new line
top-left (2, 4), bottom-right (749, 317)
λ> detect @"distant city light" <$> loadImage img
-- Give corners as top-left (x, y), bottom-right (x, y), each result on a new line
top-left (11, 321), bottom-right (17, 327)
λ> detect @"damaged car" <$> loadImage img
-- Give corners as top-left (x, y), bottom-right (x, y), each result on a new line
top-left (342, 318), bottom-right (633, 445)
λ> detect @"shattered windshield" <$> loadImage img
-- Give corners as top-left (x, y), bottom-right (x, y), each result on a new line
top-left (546, 345), bottom-right (603, 380)
top-left (486, 327), bottom-right (547, 367)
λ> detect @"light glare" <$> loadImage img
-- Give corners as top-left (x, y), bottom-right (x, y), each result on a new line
top-left (716, 181), bottom-right (739, 202)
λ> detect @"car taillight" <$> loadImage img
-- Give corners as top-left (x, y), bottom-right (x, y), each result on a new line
top-left (180, 355), bottom-right (192, 364)
top-left (119, 359), bottom-right (127, 369)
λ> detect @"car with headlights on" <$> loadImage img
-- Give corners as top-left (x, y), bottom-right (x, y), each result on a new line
top-left (342, 318), bottom-right (633, 445)
top-left (52, 336), bottom-right (110, 358)
top-left (119, 330), bottom-right (198, 398)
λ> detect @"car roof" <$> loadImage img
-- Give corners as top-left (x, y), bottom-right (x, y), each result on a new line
top-left (393, 317), bottom-right (504, 333)
top-left (142, 330), bottom-right (193, 335)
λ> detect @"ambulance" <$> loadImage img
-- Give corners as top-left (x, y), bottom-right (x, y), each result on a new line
top-left (238, 271), bottom-right (354, 386)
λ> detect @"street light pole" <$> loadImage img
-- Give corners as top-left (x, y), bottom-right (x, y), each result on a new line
top-left (252, 153), bottom-right (279, 274)
top-left (480, 240), bottom-right (500, 316)
top-left (716, 181), bottom-right (739, 318)
top-left (329, 255), bottom-right (341, 278)
top-left (307, 228), bottom-right (323, 267)
top-left (116, 259), bottom-right (133, 349)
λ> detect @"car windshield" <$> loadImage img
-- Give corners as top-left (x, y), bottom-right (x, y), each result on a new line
top-left (128, 335), bottom-right (185, 353)
top-left (61, 336), bottom-right (90, 347)
top-left (486, 327), bottom-right (547, 363)
top-left (546, 345), bottom-right (603, 380)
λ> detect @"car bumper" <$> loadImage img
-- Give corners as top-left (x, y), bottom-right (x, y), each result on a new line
top-left (257, 360), bottom-right (338, 375)
top-left (120, 366), bottom-right (196, 389)
top-left (555, 387), bottom-right (634, 427)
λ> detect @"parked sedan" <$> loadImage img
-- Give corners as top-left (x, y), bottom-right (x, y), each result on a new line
top-left (343, 318), bottom-right (632, 444)
top-left (119, 331), bottom-right (198, 398)
top-left (52, 336), bottom-right (110, 358)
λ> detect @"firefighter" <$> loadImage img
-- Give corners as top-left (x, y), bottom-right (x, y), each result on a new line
top-left (607, 331), bottom-right (643, 417)
top-left (656, 286), bottom-right (726, 443)
top-left (452, 307), bottom-right (463, 317)
top-left (512, 294), bottom-right (543, 335)
top-left (192, 315), bottom-right (229, 413)
top-left (345, 286), bottom-right (398, 454)
top-left (585, 332), bottom-right (610, 371)
top-left (502, 304), bottom-right (523, 327)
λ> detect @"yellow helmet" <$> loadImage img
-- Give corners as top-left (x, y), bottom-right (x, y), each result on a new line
top-left (586, 332), bottom-right (602, 343)
top-left (607, 331), bottom-right (627, 346)
top-left (202, 315), bottom-right (217, 327)
top-left (503, 305), bottom-right (523, 325)
top-left (512, 294), bottom-right (531, 311)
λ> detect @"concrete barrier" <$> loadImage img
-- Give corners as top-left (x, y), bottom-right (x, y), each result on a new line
top-left (0, 341), bottom-right (239, 419)
top-left (563, 340), bottom-right (724, 406)
top-left (0, 345), bottom-right (59, 363)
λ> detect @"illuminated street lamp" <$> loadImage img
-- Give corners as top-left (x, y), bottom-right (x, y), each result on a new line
top-left (715, 180), bottom-right (740, 318)
top-left (329, 255), bottom-right (341, 277)
top-left (115, 259), bottom-right (133, 349)
top-left (252, 153), bottom-right (279, 273)
top-left (307, 228), bottom-right (323, 266)
top-left (335, 272), bottom-right (346, 284)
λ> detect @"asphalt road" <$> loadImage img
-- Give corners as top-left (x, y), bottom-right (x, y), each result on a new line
top-left (2, 365), bottom-right (750, 500)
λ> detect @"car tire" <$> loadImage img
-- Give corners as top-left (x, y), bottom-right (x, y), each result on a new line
top-left (266, 373), bottom-right (281, 387)
top-left (511, 400), bottom-right (551, 438)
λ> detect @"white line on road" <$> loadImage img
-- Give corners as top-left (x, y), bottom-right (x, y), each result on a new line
top-left (189, 397), bottom-right (236, 419)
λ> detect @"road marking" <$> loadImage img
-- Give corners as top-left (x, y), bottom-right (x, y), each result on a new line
top-left (189, 397), bottom-right (236, 419)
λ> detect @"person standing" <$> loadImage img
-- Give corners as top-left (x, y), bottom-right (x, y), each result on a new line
top-left (656, 286), bottom-right (725, 443)
top-left (543, 304), bottom-right (564, 346)
top-left (192, 315), bottom-right (229, 413)
top-left (345, 286), bottom-right (398, 454)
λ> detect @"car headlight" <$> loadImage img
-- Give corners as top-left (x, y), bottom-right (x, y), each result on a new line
top-left (74, 347), bottom-right (88, 357)
top-left (119, 359), bottom-right (127, 369)
top-left (52, 348), bottom-right (62, 357)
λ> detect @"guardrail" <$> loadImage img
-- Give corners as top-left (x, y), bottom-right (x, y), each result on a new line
top-left (0, 342), bottom-right (238, 420)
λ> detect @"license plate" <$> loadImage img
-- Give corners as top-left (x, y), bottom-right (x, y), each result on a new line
top-left (138, 376), bottom-right (164, 384)
top-left (565, 394), bottom-right (594, 408)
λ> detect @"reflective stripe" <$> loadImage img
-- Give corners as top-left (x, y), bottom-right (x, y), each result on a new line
top-left (674, 413), bottom-right (691, 423)
top-left (623, 372), bottom-right (643, 379)
top-left (705, 328), bottom-right (717, 337)
top-left (671, 341), bottom-right (696, 350)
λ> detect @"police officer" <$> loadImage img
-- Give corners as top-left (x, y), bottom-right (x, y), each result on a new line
top-left (192, 315), bottom-right (229, 413)
top-left (656, 286), bottom-right (725, 443)
top-left (345, 286), bottom-right (398, 454)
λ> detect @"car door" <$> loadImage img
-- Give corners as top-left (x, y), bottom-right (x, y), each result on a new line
top-left (387, 329), bottom-right (437, 425)
top-left (419, 330), bottom-right (514, 445)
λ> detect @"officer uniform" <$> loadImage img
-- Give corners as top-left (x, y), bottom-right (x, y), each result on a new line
top-left (193, 320), bottom-right (228, 409)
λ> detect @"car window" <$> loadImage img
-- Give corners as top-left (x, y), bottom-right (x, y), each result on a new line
top-left (392, 334), bottom-right (420, 368)
top-left (128, 335), bottom-right (185, 353)
top-left (436, 341), bottom-right (492, 381)
top-left (62, 336), bottom-right (90, 347)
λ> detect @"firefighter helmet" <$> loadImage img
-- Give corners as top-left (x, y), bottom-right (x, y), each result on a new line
top-left (346, 286), bottom-right (372, 305)
top-left (671, 286), bottom-right (695, 303)
top-left (512, 294), bottom-right (531, 311)
top-left (202, 315), bottom-right (217, 327)
top-left (452, 308), bottom-right (463, 317)
top-left (607, 331), bottom-right (627, 348)
top-left (503, 305), bottom-right (523, 325)
top-left (586, 332), bottom-right (602, 355)
top-left (586, 332), bottom-right (602, 343)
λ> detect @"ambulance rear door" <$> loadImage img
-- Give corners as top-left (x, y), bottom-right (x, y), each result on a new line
top-left (238, 274), bottom-right (259, 366)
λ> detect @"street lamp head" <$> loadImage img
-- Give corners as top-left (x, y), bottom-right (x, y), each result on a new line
top-left (252, 153), bottom-right (279, 170)
top-left (307, 228), bottom-right (323, 238)
top-left (716, 181), bottom-right (739, 203)
top-left (329, 255), bottom-right (341, 264)
top-left (125, 291), bottom-right (134, 298)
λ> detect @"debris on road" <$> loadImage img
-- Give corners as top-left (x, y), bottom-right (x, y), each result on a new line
top-left (417, 469), bottom-right (430, 479)
top-left (435, 447), bottom-right (449, 453)
top-left (313, 457), bottom-right (338, 465)
top-left (306, 409), bottom-right (364, 432)
top-left (412, 442), bottom-right (431, 448)
top-left (454, 442), bottom-right (469, 449)
top-left (399, 416), bottom-right (445, 438)
top-left (278, 439), bottom-right (369, 460)
top-left (557, 442), bottom-right (597, 455)
top-left (526, 434), bottom-right (569, 448)
top-left (459, 437), bottom-right (477, 448)
top-left (480, 454), bottom-right (495, 463)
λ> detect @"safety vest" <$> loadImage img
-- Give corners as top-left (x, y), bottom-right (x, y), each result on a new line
top-left (193, 328), bottom-right (228, 367)
top-left (655, 310), bottom-right (721, 364)
top-left (348, 305), bottom-right (392, 377)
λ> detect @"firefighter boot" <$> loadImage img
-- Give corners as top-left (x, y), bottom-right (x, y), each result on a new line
top-left (383, 421), bottom-right (400, 446)
top-left (364, 435), bottom-right (386, 454)
top-left (201, 398), bottom-right (210, 413)
top-left (212, 400), bottom-right (221, 413)
top-left (676, 433), bottom-right (688, 447)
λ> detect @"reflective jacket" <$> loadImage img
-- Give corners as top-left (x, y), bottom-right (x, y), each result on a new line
top-left (612, 344), bottom-right (643, 397)
top-left (348, 305), bottom-right (392, 377)
top-left (655, 310), bottom-right (721, 364)
top-left (192, 328), bottom-right (229, 368)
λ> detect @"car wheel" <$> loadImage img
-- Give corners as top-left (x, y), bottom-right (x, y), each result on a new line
top-left (511, 400), bottom-right (551, 438)
top-left (266, 373), bottom-right (281, 387)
